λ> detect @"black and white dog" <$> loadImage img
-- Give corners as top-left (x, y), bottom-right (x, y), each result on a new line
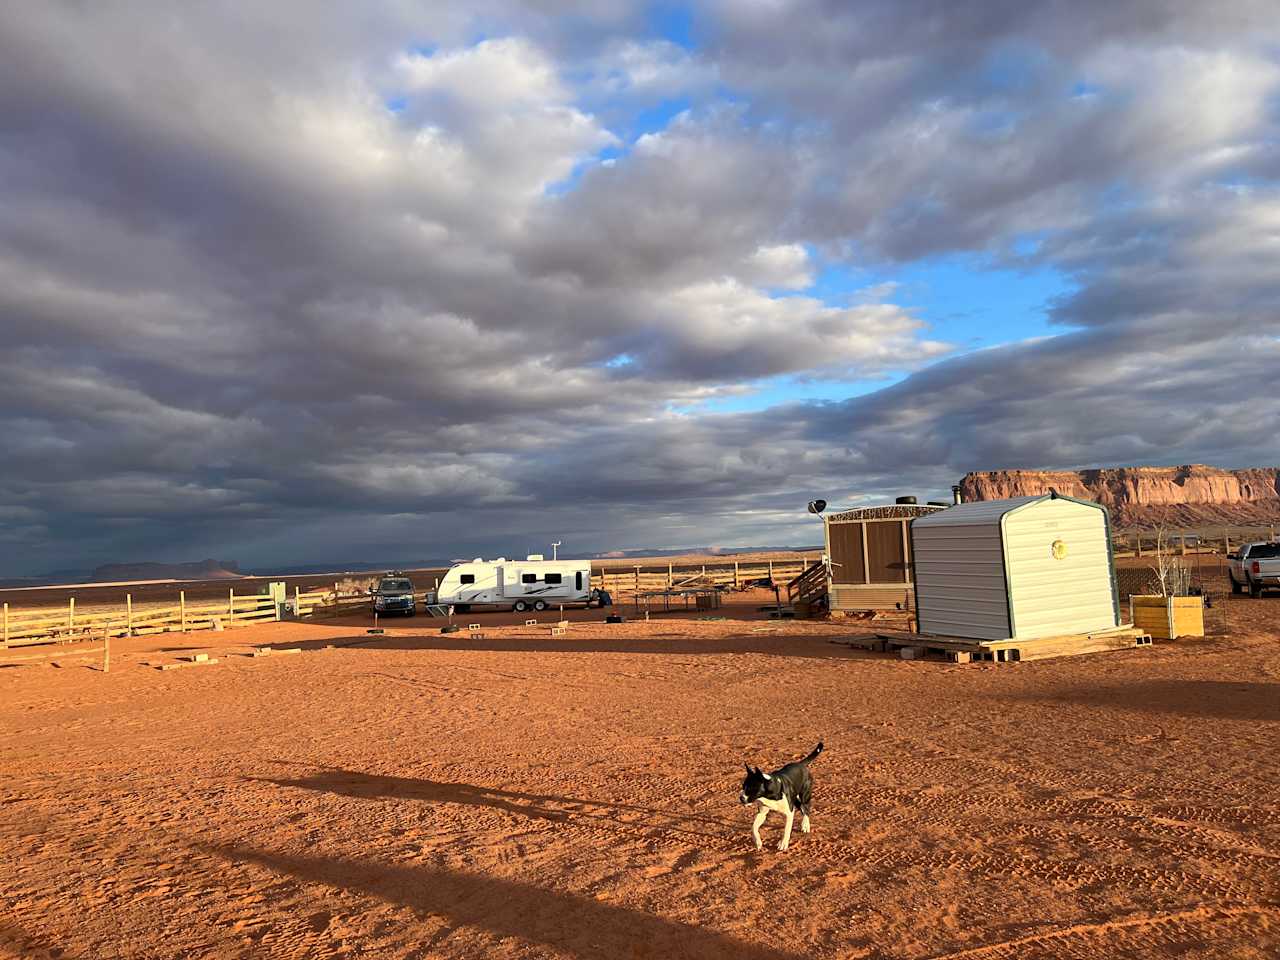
top-left (738, 742), bottom-right (824, 851)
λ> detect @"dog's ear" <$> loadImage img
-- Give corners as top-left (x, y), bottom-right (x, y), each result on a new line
top-left (744, 763), bottom-right (753, 775)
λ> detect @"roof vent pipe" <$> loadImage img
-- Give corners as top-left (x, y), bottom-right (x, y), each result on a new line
top-left (952, 485), bottom-right (963, 505)
top-left (895, 495), bottom-right (917, 505)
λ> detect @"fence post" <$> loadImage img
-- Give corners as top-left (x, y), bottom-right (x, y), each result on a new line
top-left (668, 563), bottom-right (673, 589)
top-left (126, 594), bottom-right (133, 636)
top-left (1179, 532), bottom-right (1187, 556)
top-left (734, 561), bottom-right (739, 589)
top-left (2, 602), bottom-right (7, 648)
top-left (768, 559), bottom-right (774, 584)
top-left (103, 634), bottom-right (110, 674)
top-left (67, 597), bottom-right (75, 632)
top-left (180, 591), bottom-right (186, 631)
top-left (229, 588), bottom-right (235, 624)
top-left (1223, 528), bottom-right (1230, 555)
top-left (634, 566), bottom-right (640, 603)
top-left (1135, 531), bottom-right (1143, 558)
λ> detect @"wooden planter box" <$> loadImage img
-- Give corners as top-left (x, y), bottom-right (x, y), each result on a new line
top-left (1129, 595), bottom-right (1204, 640)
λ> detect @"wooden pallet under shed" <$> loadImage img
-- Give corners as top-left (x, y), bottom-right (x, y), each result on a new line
top-left (844, 625), bottom-right (1153, 663)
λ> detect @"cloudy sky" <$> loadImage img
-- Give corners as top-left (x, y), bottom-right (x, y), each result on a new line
top-left (2, 2), bottom-right (1278, 575)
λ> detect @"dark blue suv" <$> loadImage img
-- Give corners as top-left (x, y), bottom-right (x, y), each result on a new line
top-left (372, 573), bottom-right (416, 616)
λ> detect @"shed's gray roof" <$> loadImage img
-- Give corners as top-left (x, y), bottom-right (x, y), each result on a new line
top-left (911, 493), bottom-right (1103, 527)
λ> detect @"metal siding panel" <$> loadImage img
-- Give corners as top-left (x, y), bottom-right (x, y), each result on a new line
top-left (1004, 499), bottom-right (1118, 639)
top-left (913, 522), bottom-right (1012, 639)
top-left (830, 584), bottom-right (913, 611)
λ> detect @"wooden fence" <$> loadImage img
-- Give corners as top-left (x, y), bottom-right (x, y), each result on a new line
top-left (589, 558), bottom-right (811, 603)
top-left (1, 588), bottom-right (280, 649)
top-left (1113, 525), bottom-right (1277, 558)
top-left (1, 556), bottom-right (817, 651)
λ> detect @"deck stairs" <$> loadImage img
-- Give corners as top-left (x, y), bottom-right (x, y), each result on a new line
top-left (787, 561), bottom-right (829, 615)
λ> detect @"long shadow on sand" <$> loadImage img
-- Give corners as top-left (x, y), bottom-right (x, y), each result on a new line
top-left (1008, 679), bottom-right (1280, 723)
top-left (254, 768), bottom-right (740, 841)
top-left (277, 631), bottom-right (875, 661)
top-left (0, 920), bottom-right (76, 960)
top-left (205, 844), bottom-right (803, 960)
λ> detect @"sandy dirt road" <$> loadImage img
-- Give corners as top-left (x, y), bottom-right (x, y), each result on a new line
top-left (1, 592), bottom-right (1278, 959)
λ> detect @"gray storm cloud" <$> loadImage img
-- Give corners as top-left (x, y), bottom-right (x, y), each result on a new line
top-left (1, 2), bottom-right (1277, 575)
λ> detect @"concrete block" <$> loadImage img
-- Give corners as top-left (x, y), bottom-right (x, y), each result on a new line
top-left (948, 651), bottom-right (972, 664)
top-left (157, 658), bottom-right (219, 671)
top-left (899, 646), bottom-right (921, 661)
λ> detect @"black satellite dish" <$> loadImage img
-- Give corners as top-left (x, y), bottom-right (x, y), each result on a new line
top-left (807, 499), bottom-right (827, 515)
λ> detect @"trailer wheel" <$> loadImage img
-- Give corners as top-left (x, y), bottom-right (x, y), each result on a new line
top-left (514, 600), bottom-right (528, 612)
top-left (533, 600), bottom-right (547, 611)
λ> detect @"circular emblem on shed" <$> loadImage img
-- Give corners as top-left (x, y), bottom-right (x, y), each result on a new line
top-left (1051, 539), bottom-right (1068, 560)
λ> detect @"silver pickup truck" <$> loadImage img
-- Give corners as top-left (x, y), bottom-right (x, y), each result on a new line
top-left (1228, 542), bottom-right (1280, 597)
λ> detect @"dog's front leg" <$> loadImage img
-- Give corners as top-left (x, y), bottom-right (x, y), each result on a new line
top-left (751, 806), bottom-right (768, 851)
top-left (778, 810), bottom-right (794, 851)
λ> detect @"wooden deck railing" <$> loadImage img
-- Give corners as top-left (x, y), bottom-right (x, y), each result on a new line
top-left (787, 562), bottom-right (828, 607)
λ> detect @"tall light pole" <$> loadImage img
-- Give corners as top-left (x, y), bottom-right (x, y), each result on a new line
top-left (551, 541), bottom-right (561, 561)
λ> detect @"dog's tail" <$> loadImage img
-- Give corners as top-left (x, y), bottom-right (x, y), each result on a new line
top-left (802, 741), bottom-right (824, 764)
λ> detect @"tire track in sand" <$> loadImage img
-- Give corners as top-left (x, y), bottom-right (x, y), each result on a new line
top-left (922, 903), bottom-right (1280, 960)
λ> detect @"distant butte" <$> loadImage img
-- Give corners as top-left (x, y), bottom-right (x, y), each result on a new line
top-left (959, 465), bottom-right (1280, 529)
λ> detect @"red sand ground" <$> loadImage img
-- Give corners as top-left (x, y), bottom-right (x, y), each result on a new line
top-left (2, 583), bottom-right (1278, 959)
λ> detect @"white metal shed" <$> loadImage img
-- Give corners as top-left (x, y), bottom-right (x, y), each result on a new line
top-left (909, 493), bottom-right (1120, 641)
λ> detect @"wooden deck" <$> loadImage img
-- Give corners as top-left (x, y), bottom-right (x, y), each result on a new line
top-left (841, 625), bottom-right (1153, 663)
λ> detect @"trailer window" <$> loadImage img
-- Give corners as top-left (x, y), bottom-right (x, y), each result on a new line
top-left (576, 572), bottom-right (582, 590)
top-left (459, 574), bottom-right (475, 585)
top-left (545, 573), bottom-right (562, 585)
top-left (522, 573), bottom-right (538, 584)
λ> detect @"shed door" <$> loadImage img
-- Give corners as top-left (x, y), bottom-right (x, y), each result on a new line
top-left (866, 520), bottom-right (908, 584)
top-left (828, 522), bottom-right (866, 584)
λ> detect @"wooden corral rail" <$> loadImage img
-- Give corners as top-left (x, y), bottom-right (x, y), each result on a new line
top-left (1, 588), bottom-right (279, 650)
top-left (1, 556), bottom-right (818, 648)
top-left (589, 557), bottom-right (812, 603)
top-left (1111, 524), bottom-right (1278, 559)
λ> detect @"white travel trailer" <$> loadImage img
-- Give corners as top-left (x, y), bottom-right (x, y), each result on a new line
top-left (436, 555), bottom-right (595, 612)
